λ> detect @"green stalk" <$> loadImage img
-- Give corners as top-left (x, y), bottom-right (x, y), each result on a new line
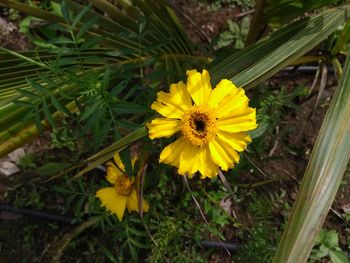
top-left (273, 56), bottom-right (350, 262)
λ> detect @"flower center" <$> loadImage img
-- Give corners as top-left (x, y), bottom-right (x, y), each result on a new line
top-left (181, 106), bottom-right (217, 147)
top-left (114, 175), bottom-right (133, 195)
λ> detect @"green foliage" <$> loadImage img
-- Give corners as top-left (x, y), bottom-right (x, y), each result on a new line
top-left (213, 17), bottom-right (251, 50)
top-left (309, 229), bottom-right (349, 263)
top-left (53, 175), bottom-right (96, 223)
top-left (250, 85), bottom-right (307, 152)
top-left (266, 0), bottom-right (343, 25)
top-left (237, 224), bottom-right (279, 263)
top-left (23, 225), bottom-right (37, 250)
top-left (203, 190), bottom-right (231, 227)
top-left (50, 123), bottom-right (77, 151)
top-left (148, 216), bottom-right (207, 263)
top-left (203, 0), bottom-right (254, 11)
top-left (17, 153), bottom-right (37, 171)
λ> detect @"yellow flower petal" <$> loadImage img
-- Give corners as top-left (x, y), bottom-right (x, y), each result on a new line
top-left (216, 87), bottom-right (248, 119)
top-left (197, 146), bottom-right (219, 178)
top-left (208, 79), bottom-right (238, 109)
top-left (126, 189), bottom-right (139, 212)
top-left (217, 107), bottom-right (258, 133)
top-left (209, 138), bottom-right (240, 171)
top-left (169, 81), bottom-right (192, 108)
top-left (96, 187), bottom-right (127, 221)
top-left (105, 162), bottom-right (123, 184)
top-left (143, 199), bottom-right (150, 212)
top-left (151, 81), bottom-right (191, 118)
top-left (177, 143), bottom-right (219, 177)
top-left (113, 153), bottom-right (125, 172)
top-left (216, 131), bottom-right (252, 152)
top-left (186, 69), bottom-right (212, 106)
top-left (126, 189), bottom-right (150, 213)
top-left (159, 137), bottom-right (187, 167)
top-left (178, 142), bottom-right (199, 175)
top-left (147, 118), bottom-right (181, 139)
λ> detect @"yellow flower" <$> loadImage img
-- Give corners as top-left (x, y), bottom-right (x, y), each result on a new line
top-left (96, 153), bottom-right (149, 221)
top-left (147, 69), bottom-right (257, 179)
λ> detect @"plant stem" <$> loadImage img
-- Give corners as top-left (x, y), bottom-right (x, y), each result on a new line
top-left (246, 0), bottom-right (267, 45)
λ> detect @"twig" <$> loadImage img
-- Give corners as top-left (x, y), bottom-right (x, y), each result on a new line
top-left (268, 126), bottom-right (279, 157)
top-left (138, 162), bottom-right (159, 247)
top-left (167, 1), bottom-right (211, 43)
top-left (235, 9), bottom-right (255, 18)
top-left (183, 174), bottom-right (231, 256)
top-left (218, 170), bottom-right (237, 219)
top-left (244, 153), bottom-right (269, 178)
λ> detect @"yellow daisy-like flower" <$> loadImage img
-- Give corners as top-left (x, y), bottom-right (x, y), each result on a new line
top-left (147, 69), bottom-right (257, 179)
top-left (96, 154), bottom-right (149, 221)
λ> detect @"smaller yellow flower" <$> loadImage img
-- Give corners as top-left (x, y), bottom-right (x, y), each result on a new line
top-left (96, 153), bottom-right (149, 221)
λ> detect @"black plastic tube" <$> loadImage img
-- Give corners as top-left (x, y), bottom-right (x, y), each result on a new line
top-left (0, 204), bottom-right (74, 224)
top-left (200, 240), bottom-right (241, 251)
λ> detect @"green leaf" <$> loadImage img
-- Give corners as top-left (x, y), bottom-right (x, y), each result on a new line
top-left (17, 89), bottom-right (40, 99)
top-left (329, 250), bottom-right (350, 263)
top-left (314, 244), bottom-right (329, 258)
top-left (37, 162), bottom-right (70, 176)
top-left (99, 244), bottom-right (118, 263)
top-left (43, 100), bottom-right (55, 127)
top-left (325, 230), bottom-right (339, 248)
top-left (273, 56), bottom-right (350, 262)
top-left (76, 16), bottom-right (98, 40)
top-left (129, 237), bottom-right (149, 249)
top-left (80, 36), bottom-right (103, 50)
top-left (13, 101), bottom-right (35, 107)
top-left (34, 107), bottom-right (43, 132)
top-left (48, 37), bottom-right (74, 44)
top-left (314, 229), bottom-right (327, 245)
top-left (61, 0), bottom-right (71, 23)
top-left (102, 67), bottom-right (111, 90)
top-left (119, 147), bottom-right (132, 178)
top-left (51, 96), bottom-right (70, 116)
top-left (113, 101), bottom-right (149, 114)
top-left (72, 3), bottom-right (92, 29)
top-left (27, 79), bottom-right (49, 94)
